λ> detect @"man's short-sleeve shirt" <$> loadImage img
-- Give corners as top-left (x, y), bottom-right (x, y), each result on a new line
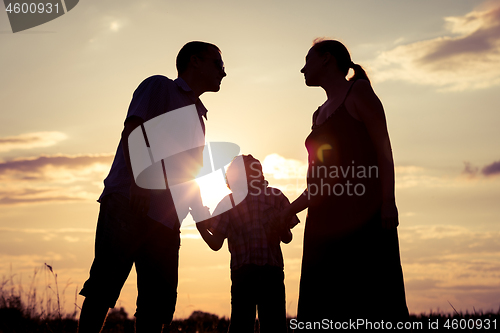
top-left (99, 76), bottom-right (208, 229)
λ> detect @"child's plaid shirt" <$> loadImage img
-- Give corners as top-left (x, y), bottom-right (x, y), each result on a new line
top-left (209, 187), bottom-right (300, 270)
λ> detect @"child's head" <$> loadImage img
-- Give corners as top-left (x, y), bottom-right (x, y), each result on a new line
top-left (226, 154), bottom-right (268, 193)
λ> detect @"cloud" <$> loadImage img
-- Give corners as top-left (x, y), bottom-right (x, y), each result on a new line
top-left (0, 154), bottom-right (113, 176)
top-left (262, 154), bottom-right (308, 180)
top-left (0, 194), bottom-right (86, 205)
top-left (0, 132), bottom-right (67, 153)
top-left (370, 5), bottom-right (500, 91)
top-left (462, 161), bottom-right (479, 177)
top-left (461, 159), bottom-right (500, 177)
top-left (398, 224), bottom-right (500, 313)
top-left (261, 155), bottom-right (483, 192)
top-left (0, 154), bottom-right (113, 205)
top-left (395, 166), bottom-right (458, 188)
top-left (482, 159), bottom-right (500, 176)
top-left (400, 225), bottom-right (500, 263)
top-left (0, 227), bottom-right (94, 234)
top-left (260, 154), bottom-right (308, 196)
top-left (0, 227), bottom-right (94, 243)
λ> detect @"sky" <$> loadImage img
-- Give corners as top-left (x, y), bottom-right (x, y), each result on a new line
top-left (1, 0), bottom-right (500, 319)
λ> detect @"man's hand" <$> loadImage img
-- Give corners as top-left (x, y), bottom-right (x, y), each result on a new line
top-left (129, 182), bottom-right (150, 216)
top-left (381, 199), bottom-right (399, 229)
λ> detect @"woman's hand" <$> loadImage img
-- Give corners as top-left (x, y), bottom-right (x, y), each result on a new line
top-left (280, 206), bottom-right (293, 228)
top-left (381, 199), bottom-right (399, 229)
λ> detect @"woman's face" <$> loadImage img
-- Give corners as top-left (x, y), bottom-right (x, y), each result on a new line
top-left (300, 48), bottom-right (324, 86)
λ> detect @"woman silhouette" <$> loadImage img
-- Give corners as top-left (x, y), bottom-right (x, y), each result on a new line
top-left (283, 39), bottom-right (409, 323)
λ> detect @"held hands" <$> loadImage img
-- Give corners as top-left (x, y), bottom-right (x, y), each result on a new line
top-left (381, 199), bottom-right (399, 229)
top-left (279, 206), bottom-right (293, 229)
top-left (278, 207), bottom-right (294, 244)
top-left (190, 206), bottom-right (211, 224)
top-left (129, 182), bottom-right (150, 216)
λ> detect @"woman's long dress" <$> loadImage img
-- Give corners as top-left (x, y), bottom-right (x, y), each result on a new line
top-left (297, 82), bottom-right (409, 322)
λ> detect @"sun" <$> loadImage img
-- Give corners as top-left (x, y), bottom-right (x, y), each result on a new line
top-left (195, 167), bottom-right (231, 214)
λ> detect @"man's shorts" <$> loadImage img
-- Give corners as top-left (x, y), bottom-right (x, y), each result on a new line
top-left (80, 193), bottom-right (180, 322)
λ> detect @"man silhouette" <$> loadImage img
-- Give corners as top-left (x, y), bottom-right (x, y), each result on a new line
top-left (78, 41), bottom-right (226, 333)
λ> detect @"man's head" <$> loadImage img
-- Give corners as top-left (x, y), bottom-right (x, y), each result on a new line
top-left (176, 41), bottom-right (226, 95)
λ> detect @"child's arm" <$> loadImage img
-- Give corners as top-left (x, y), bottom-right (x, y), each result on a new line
top-left (196, 219), bottom-right (225, 251)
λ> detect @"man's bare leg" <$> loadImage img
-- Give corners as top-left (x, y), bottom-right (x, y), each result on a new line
top-left (78, 297), bottom-right (109, 333)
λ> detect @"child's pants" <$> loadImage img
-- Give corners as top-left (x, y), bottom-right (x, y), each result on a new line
top-left (229, 264), bottom-right (288, 333)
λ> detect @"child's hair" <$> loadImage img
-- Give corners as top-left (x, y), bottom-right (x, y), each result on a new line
top-left (225, 154), bottom-right (268, 192)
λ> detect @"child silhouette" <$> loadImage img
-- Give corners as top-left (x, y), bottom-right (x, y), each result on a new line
top-left (196, 154), bottom-right (299, 333)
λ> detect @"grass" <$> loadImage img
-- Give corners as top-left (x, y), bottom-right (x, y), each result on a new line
top-left (1, 265), bottom-right (499, 332)
top-left (0, 264), bottom-right (231, 332)
top-left (0, 263), bottom-right (79, 332)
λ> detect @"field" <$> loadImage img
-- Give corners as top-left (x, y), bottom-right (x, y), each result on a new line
top-left (1, 265), bottom-right (498, 332)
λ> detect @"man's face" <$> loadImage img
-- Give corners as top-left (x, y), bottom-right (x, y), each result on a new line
top-left (199, 47), bottom-right (226, 92)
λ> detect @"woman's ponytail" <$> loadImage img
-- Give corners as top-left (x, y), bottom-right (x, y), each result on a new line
top-left (313, 39), bottom-right (371, 83)
top-left (350, 62), bottom-right (370, 83)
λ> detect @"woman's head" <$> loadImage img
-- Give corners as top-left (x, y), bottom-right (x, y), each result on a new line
top-left (301, 38), bottom-right (369, 84)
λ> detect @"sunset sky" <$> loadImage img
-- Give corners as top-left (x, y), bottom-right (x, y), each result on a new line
top-left (1, 0), bottom-right (500, 319)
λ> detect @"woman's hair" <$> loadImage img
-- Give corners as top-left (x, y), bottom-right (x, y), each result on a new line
top-left (176, 41), bottom-right (220, 74)
top-left (312, 38), bottom-right (370, 83)
top-left (225, 154), bottom-right (268, 192)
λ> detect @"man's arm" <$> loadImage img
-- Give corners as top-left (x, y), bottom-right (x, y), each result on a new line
top-left (121, 116), bottom-right (151, 215)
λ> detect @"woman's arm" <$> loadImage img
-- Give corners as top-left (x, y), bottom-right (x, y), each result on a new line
top-left (280, 190), bottom-right (309, 227)
top-left (351, 80), bottom-right (399, 229)
top-left (196, 220), bottom-right (225, 251)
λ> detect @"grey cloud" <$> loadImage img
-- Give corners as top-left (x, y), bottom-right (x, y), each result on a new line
top-left (0, 154), bottom-right (112, 205)
top-left (371, 5), bottom-right (500, 90)
top-left (462, 161), bottom-right (479, 176)
top-left (482, 160), bottom-right (500, 176)
top-left (405, 278), bottom-right (441, 291)
top-left (400, 227), bottom-right (500, 265)
top-left (442, 284), bottom-right (500, 292)
top-left (420, 7), bottom-right (500, 65)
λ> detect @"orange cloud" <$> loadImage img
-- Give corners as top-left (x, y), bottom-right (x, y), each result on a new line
top-left (0, 132), bottom-right (67, 153)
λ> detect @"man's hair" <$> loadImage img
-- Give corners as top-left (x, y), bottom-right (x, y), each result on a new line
top-left (176, 41), bottom-right (220, 74)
